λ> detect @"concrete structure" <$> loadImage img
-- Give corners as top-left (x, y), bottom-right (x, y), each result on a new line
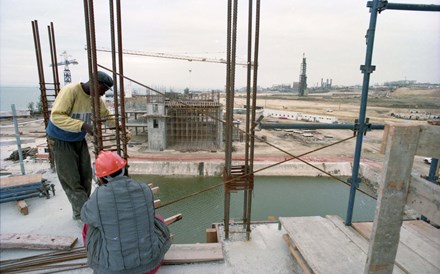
top-left (145, 92), bottom-right (223, 151)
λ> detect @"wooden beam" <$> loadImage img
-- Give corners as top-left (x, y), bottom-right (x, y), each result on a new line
top-left (16, 200), bottom-right (28, 215)
top-left (407, 175), bottom-right (440, 224)
top-left (206, 228), bottom-right (218, 243)
top-left (151, 186), bottom-right (159, 194)
top-left (164, 214), bottom-right (182, 226)
top-left (381, 124), bottom-right (440, 158)
top-left (0, 233), bottom-right (77, 250)
top-left (365, 125), bottom-right (420, 274)
top-left (154, 199), bottom-right (160, 208)
top-left (163, 243), bottom-right (223, 264)
top-left (416, 124), bottom-right (440, 158)
top-left (0, 174), bottom-right (43, 187)
top-left (282, 234), bottom-right (312, 274)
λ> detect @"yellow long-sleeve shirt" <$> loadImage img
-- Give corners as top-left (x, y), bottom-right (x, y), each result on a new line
top-left (46, 83), bottom-right (115, 142)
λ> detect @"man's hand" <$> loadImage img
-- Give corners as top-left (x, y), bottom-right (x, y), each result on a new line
top-left (81, 123), bottom-right (94, 136)
top-left (125, 129), bottom-right (132, 142)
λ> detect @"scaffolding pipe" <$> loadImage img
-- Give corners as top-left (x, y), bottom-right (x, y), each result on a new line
top-left (367, 1), bottom-right (440, 11)
top-left (345, 0), bottom-right (381, 226)
top-left (427, 158), bottom-right (439, 183)
top-left (11, 104), bottom-right (25, 175)
top-left (259, 122), bottom-right (385, 130)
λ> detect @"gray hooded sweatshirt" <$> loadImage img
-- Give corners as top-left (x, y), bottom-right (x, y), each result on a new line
top-left (81, 176), bottom-right (171, 274)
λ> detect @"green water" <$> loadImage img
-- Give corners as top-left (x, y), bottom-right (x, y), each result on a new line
top-left (131, 175), bottom-right (377, 244)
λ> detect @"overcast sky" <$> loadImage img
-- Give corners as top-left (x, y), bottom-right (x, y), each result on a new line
top-left (1, 0), bottom-right (439, 91)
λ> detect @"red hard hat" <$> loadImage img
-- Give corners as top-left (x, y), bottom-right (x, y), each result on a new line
top-left (95, 151), bottom-right (127, 178)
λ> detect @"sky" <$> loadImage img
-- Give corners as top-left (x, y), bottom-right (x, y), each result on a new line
top-left (0, 0), bottom-right (439, 91)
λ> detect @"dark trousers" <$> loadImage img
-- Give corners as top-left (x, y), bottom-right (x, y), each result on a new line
top-left (49, 137), bottom-right (92, 219)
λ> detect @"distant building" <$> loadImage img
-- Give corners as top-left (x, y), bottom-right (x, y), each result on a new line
top-left (263, 108), bottom-right (338, 124)
top-left (145, 92), bottom-right (223, 151)
top-left (298, 54), bottom-right (308, 96)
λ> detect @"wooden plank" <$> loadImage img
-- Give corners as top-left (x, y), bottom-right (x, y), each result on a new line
top-left (353, 222), bottom-right (440, 274)
top-left (282, 234), bottom-right (312, 274)
top-left (0, 174), bottom-right (42, 188)
top-left (403, 220), bottom-right (440, 246)
top-left (0, 233), bottom-right (77, 250)
top-left (154, 199), bottom-right (160, 208)
top-left (327, 216), bottom-right (408, 274)
top-left (416, 124), bottom-right (440, 159)
top-left (206, 228), bottom-right (218, 243)
top-left (280, 216), bottom-right (366, 274)
top-left (399, 225), bottom-right (440, 270)
top-left (366, 125), bottom-right (420, 274)
top-left (16, 200), bottom-right (28, 215)
top-left (151, 186), bottom-right (159, 194)
top-left (407, 175), bottom-right (440, 224)
top-left (164, 214), bottom-right (182, 226)
top-left (163, 243), bottom-right (223, 264)
top-left (380, 124), bottom-right (440, 158)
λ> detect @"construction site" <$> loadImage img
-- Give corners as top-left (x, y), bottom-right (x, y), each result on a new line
top-left (0, 0), bottom-right (439, 273)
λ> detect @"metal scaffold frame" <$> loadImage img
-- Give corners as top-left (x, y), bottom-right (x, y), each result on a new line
top-left (345, 0), bottom-right (440, 226)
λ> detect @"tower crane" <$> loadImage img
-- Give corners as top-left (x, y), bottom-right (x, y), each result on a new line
top-left (51, 51), bottom-right (78, 85)
top-left (91, 46), bottom-right (250, 66)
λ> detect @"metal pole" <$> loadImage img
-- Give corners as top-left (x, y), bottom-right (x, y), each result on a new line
top-left (259, 122), bottom-right (385, 130)
top-left (427, 158), bottom-right (438, 183)
top-left (11, 104), bottom-right (25, 175)
top-left (421, 158), bottom-right (438, 222)
top-left (367, 1), bottom-right (440, 12)
top-left (345, 0), bottom-right (380, 226)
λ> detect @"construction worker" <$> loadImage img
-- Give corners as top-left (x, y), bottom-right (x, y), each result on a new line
top-left (46, 71), bottom-right (119, 221)
top-left (81, 150), bottom-right (171, 274)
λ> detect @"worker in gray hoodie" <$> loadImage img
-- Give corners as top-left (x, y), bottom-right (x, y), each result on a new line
top-left (81, 150), bottom-right (171, 274)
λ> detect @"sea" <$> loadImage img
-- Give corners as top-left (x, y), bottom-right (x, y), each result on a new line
top-left (0, 86), bottom-right (41, 112)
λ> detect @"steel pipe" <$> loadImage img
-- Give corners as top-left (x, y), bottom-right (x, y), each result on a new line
top-left (259, 122), bottom-right (385, 130)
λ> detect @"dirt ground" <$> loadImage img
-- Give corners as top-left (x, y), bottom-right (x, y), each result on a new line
top-left (1, 87), bottom-right (438, 177)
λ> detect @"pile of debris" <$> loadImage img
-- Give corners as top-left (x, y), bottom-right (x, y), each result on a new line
top-left (4, 147), bottom-right (37, 161)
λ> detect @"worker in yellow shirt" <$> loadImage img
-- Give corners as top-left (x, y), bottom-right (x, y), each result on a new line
top-left (46, 71), bottom-right (117, 221)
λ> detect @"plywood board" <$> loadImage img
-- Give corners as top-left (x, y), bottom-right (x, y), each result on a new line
top-left (0, 233), bottom-right (77, 250)
top-left (380, 124), bottom-right (440, 159)
top-left (0, 174), bottom-right (42, 187)
top-left (280, 216), bottom-right (366, 274)
top-left (402, 220), bottom-right (440, 246)
top-left (163, 243), bottom-right (223, 264)
top-left (327, 216), bottom-right (408, 273)
top-left (353, 222), bottom-right (440, 273)
top-left (407, 175), bottom-right (440, 224)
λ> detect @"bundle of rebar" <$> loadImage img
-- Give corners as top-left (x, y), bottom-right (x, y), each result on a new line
top-left (0, 247), bottom-right (88, 273)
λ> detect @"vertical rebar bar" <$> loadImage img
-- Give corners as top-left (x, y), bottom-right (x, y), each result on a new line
top-left (48, 22), bottom-right (60, 95)
top-left (84, 0), bottom-right (103, 156)
top-left (242, 0), bottom-right (253, 232)
top-left (116, 0), bottom-right (128, 160)
top-left (224, 0), bottom-right (234, 239)
top-left (32, 20), bottom-right (55, 170)
top-left (109, 0), bottom-right (122, 155)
